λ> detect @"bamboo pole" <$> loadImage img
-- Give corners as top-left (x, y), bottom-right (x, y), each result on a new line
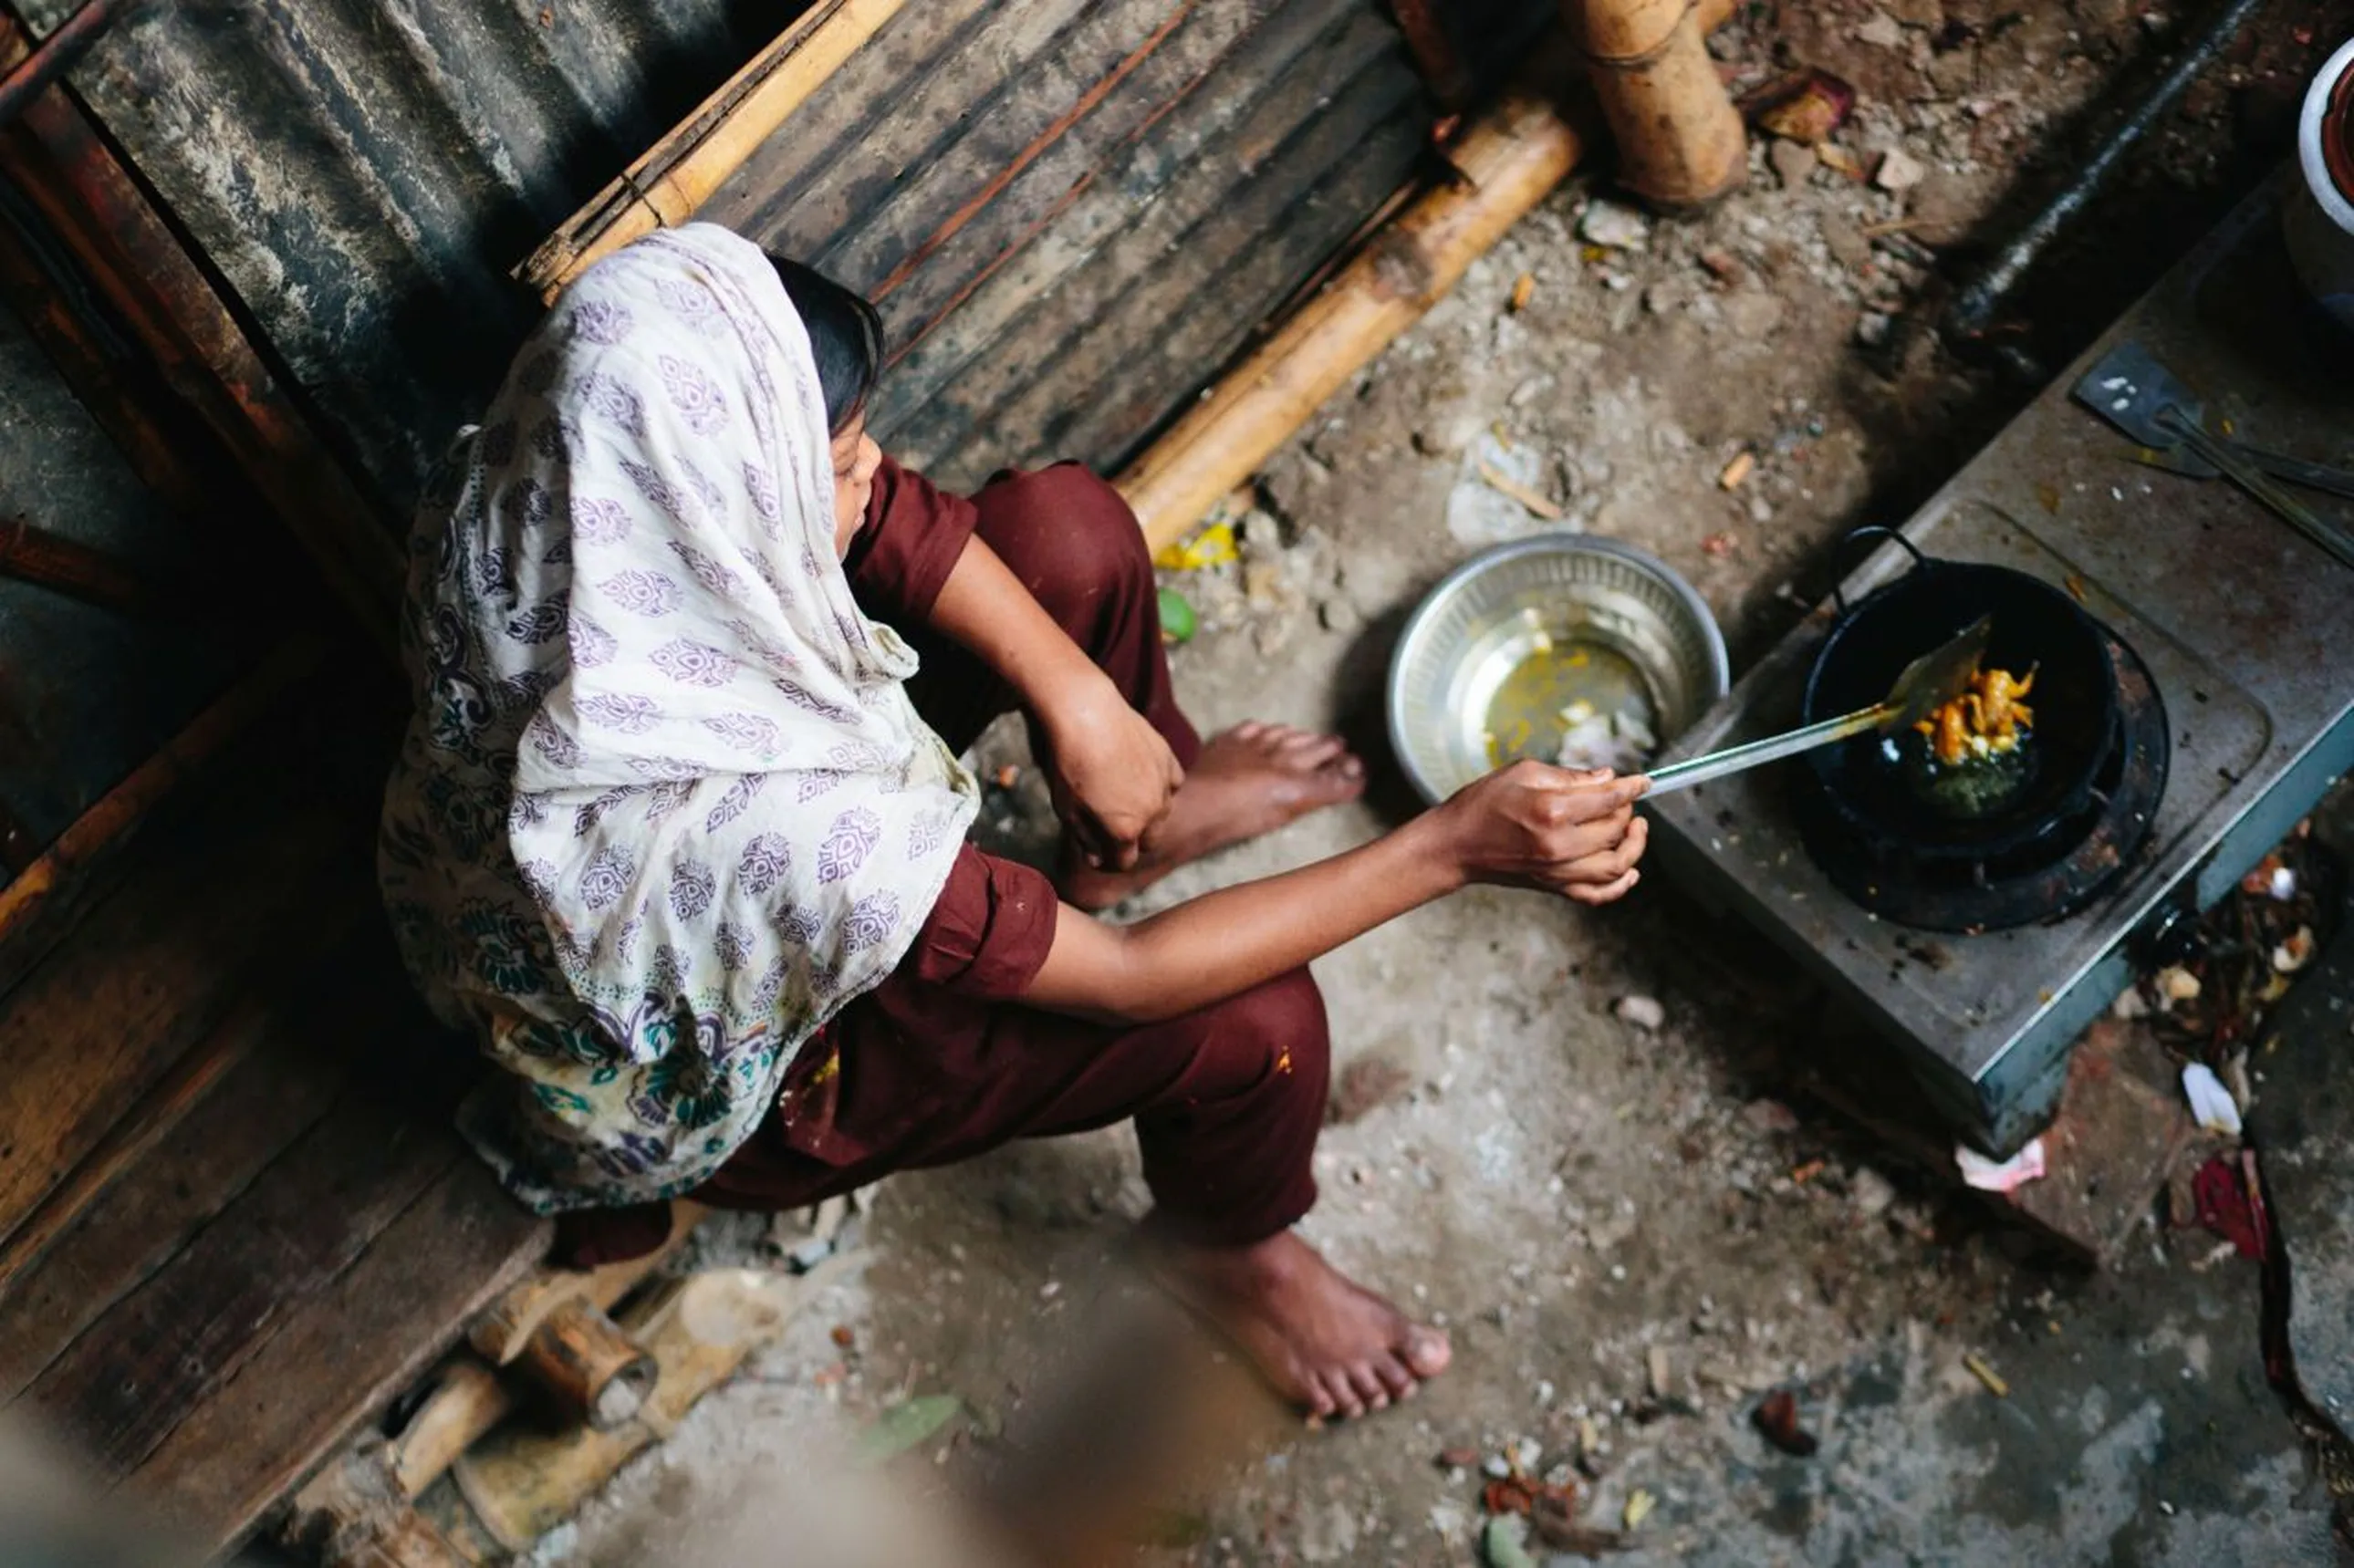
top-left (448, 1268), bottom-right (816, 1552)
top-left (283, 1445), bottom-right (470, 1568)
top-left (1572, 0), bottom-right (1748, 209)
top-left (385, 1201), bottom-right (706, 1498)
top-left (1114, 0), bottom-right (1736, 549)
top-left (516, 0), bottom-right (909, 303)
top-left (505, 1298), bottom-right (658, 1431)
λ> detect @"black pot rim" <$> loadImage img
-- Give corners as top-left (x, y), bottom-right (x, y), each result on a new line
top-left (1799, 555), bottom-right (2120, 860)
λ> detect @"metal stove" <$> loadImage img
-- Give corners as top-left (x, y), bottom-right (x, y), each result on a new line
top-left (1649, 175), bottom-right (2354, 1156)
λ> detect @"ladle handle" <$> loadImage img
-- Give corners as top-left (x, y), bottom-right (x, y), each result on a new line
top-left (1642, 704), bottom-right (1890, 797)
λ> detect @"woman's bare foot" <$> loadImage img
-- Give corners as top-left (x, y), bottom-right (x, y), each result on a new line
top-left (1146, 1230), bottom-right (1451, 1421)
top-left (1062, 722), bottom-right (1365, 909)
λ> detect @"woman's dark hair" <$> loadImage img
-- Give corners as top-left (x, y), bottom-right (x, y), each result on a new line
top-left (767, 254), bottom-right (885, 434)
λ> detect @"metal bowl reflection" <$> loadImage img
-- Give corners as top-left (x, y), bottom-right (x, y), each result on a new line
top-left (1386, 535), bottom-right (1729, 806)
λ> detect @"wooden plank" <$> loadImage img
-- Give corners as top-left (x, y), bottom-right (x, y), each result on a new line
top-left (744, 0), bottom-right (1096, 282)
top-left (22, 1087), bottom-right (461, 1481)
top-left (913, 40), bottom-right (1422, 483)
top-left (1032, 105), bottom-right (1428, 471)
top-left (516, 0), bottom-right (918, 301)
top-left (868, 0), bottom-right (1367, 439)
top-left (0, 637), bottom-right (325, 1000)
top-left (0, 784), bottom-right (355, 1257)
top-left (130, 1158), bottom-right (547, 1556)
top-left (0, 1001), bottom-right (352, 1402)
top-left (891, 2), bottom-right (1405, 472)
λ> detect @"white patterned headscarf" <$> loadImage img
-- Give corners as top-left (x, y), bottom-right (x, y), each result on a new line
top-left (380, 223), bottom-right (977, 1213)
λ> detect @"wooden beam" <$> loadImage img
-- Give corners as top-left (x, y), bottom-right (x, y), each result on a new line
top-left (1112, 1), bottom-right (1737, 548)
top-left (0, 188), bottom-right (220, 520)
top-left (0, 515), bottom-right (151, 614)
top-left (0, 19), bottom-right (402, 656)
top-left (516, 0), bottom-right (911, 303)
top-left (0, 637), bottom-right (322, 996)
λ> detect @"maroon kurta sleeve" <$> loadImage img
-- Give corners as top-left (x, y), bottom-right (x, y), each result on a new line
top-left (844, 453), bottom-right (982, 628)
top-left (903, 843), bottom-right (1059, 999)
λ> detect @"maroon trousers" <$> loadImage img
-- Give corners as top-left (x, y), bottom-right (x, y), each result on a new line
top-left (558, 467), bottom-right (1329, 1265)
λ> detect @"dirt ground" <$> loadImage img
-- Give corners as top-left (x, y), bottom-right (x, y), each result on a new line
top-left (531, 4), bottom-right (2354, 1563)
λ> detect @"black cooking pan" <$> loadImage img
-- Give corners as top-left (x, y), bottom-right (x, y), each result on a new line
top-left (1801, 529), bottom-right (2120, 857)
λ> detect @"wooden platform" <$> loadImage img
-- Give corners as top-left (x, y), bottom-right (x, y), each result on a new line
top-left (0, 715), bottom-right (549, 1557)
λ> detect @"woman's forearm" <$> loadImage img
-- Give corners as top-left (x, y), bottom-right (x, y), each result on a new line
top-left (1023, 814), bottom-right (1465, 1024)
top-left (927, 534), bottom-right (1106, 711)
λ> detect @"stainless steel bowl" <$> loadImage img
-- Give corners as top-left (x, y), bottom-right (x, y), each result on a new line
top-left (1387, 535), bottom-right (1730, 805)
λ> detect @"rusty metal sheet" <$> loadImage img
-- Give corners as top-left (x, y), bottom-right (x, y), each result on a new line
top-left (27, 0), bottom-right (1550, 526)
top-left (15, 0), bottom-right (773, 506)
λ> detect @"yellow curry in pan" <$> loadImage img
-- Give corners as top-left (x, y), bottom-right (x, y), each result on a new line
top-left (1915, 666), bottom-right (2036, 767)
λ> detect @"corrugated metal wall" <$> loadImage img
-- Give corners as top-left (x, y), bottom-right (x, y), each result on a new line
top-left (16, 0), bottom-right (808, 505)
top-left (699, 0), bottom-right (1436, 492)
top-left (16, 0), bottom-right (1582, 531)
top-left (23, 0), bottom-right (1453, 511)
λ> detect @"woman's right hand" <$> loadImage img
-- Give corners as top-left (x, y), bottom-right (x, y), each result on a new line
top-left (1433, 761), bottom-right (1651, 904)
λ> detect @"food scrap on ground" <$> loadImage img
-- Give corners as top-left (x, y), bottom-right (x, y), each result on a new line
top-left (1754, 1389), bottom-right (1820, 1457)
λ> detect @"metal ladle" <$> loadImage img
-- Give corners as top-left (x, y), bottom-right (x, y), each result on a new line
top-left (1642, 618), bottom-right (1992, 796)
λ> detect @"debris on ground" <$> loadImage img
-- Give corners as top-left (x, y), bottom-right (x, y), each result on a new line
top-left (1328, 1054), bottom-right (1415, 1125)
top-left (2136, 826), bottom-right (2337, 1068)
top-left (1614, 994), bottom-right (1666, 1032)
top-left (1152, 519), bottom-right (1239, 571)
top-left (1740, 67), bottom-right (1857, 144)
top-left (1955, 1137), bottom-right (2047, 1194)
top-left (1578, 199), bottom-right (1651, 252)
top-left (2181, 1062), bottom-right (2244, 1137)
top-left (851, 1394), bottom-right (962, 1465)
top-left (1753, 1388), bottom-right (1820, 1456)
top-left (2193, 1150), bottom-right (2272, 1262)
top-left (1481, 1513), bottom-right (1540, 1568)
top-left (1962, 1353), bottom-right (2010, 1398)
top-left (1157, 587), bottom-right (1197, 645)
top-left (1872, 145), bottom-right (1927, 192)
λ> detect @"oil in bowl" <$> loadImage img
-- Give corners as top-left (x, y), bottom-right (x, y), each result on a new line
top-left (1471, 607), bottom-right (1661, 772)
top-left (1387, 535), bottom-right (1727, 805)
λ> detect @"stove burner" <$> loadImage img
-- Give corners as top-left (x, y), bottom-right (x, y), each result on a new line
top-left (1794, 628), bottom-right (2170, 932)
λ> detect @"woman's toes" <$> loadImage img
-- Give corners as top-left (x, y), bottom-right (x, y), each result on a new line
top-left (1370, 1350), bottom-right (1417, 1401)
top-left (1403, 1326), bottom-right (1452, 1379)
top-left (1350, 1366), bottom-right (1391, 1412)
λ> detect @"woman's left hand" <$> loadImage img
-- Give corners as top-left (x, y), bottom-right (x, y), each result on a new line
top-left (1036, 677), bottom-right (1183, 870)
